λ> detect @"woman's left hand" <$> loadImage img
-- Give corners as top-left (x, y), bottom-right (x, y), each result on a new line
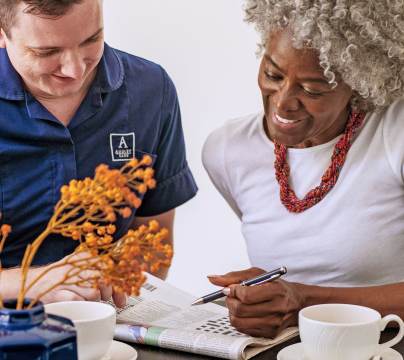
top-left (209, 267), bottom-right (306, 338)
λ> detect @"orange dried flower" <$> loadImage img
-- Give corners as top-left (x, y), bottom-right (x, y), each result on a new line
top-left (106, 224), bottom-right (116, 235)
top-left (141, 155), bottom-right (153, 166)
top-left (0, 155), bottom-right (172, 310)
top-left (0, 225), bottom-right (11, 238)
top-left (119, 207), bottom-right (132, 218)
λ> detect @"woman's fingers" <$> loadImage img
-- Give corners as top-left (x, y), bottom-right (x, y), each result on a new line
top-left (228, 280), bottom-right (283, 304)
top-left (207, 275), bottom-right (233, 287)
top-left (229, 313), bottom-right (282, 338)
top-left (230, 310), bottom-right (298, 338)
top-left (208, 267), bottom-right (266, 286)
top-left (224, 280), bottom-right (303, 338)
top-left (226, 296), bottom-right (286, 318)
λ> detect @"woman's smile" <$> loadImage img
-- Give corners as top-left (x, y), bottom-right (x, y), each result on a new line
top-left (272, 112), bottom-right (304, 127)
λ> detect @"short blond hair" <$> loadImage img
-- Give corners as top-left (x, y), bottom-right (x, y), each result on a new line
top-left (0, 0), bottom-right (83, 37)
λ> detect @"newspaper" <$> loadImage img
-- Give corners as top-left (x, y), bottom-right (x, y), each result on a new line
top-left (113, 273), bottom-right (298, 359)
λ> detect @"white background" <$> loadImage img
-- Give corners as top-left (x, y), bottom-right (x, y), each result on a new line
top-left (104, 0), bottom-right (262, 295)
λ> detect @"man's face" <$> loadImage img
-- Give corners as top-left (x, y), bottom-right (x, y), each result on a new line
top-left (0, 0), bottom-right (104, 99)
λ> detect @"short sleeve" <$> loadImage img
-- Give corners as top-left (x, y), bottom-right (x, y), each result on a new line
top-left (382, 99), bottom-right (404, 184)
top-left (202, 126), bottom-right (242, 219)
top-left (136, 69), bottom-right (198, 216)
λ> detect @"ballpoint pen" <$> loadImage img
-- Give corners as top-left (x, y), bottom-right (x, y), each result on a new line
top-left (191, 266), bottom-right (287, 306)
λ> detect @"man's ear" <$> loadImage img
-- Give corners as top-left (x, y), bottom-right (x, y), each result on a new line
top-left (0, 29), bottom-right (7, 48)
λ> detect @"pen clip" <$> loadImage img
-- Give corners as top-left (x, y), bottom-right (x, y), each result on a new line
top-left (252, 273), bottom-right (281, 286)
top-left (241, 273), bottom-right (282, 287)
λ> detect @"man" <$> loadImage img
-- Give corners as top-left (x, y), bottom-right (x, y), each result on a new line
top-left (0, 0), bottom-right (197, 305)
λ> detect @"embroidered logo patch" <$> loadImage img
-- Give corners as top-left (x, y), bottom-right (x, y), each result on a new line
top-left (110, 133), bottom-right (135, 161)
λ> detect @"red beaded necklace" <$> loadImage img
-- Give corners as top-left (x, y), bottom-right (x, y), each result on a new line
top-left (274, 112), bottom-right (366, 213)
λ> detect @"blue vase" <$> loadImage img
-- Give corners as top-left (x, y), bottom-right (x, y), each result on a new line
top-left (0, 299), bottom-right (78, 360)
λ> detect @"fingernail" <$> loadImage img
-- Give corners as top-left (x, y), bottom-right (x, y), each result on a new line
top-left (207, 275), bottom-right (219, 278)
top-left (222, 287), bottom-right (230, 296)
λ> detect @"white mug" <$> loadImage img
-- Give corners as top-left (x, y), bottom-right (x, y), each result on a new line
top-left (45, 301), bottom-right (116, 360)
top-left (299, 303), bottom-right (404, 360)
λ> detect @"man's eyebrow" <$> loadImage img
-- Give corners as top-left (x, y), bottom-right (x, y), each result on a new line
top-left (80, 28), bottom-right (104, 44)
top-left (264, 54), bottom-right (330, 85)
top-left (28, 27), bottom-right (104, 50)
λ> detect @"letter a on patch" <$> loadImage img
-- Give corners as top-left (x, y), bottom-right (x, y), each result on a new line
top-left (110, 132), bottom-right (135, 161)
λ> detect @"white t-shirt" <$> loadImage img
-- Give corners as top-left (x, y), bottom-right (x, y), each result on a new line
top-left (202, 100), bottom-right (404, 287)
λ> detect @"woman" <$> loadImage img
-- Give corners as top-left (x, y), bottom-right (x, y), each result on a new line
top-left (202, 0), bottom-right (404, 338)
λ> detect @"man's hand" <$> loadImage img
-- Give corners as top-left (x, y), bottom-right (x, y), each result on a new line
top-left (25, 253), bottom-right (127, 307)
top-left (208, 267), bottom-right (305, 338)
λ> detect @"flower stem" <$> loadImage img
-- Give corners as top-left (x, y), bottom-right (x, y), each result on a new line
top-left (23, 254), bottom-right (90, 296)
top-left (0, 232), bottom-right (10, 309)
top-left (27, 268), bottom-right (82, 309)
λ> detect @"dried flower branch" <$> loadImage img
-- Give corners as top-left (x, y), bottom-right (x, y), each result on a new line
top-left (26, 220), bottom-right (172, 309)
top-left (0, 224), bottom-right (12, 308)
top-left (0, 155), bottom-right (173, 310)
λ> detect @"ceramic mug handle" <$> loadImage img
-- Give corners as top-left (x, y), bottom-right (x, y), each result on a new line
top-left (378, 314), bottom-right (404, 352)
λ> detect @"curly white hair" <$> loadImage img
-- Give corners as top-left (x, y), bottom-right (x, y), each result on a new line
top-left (244, 0), bottom-right (404, 112)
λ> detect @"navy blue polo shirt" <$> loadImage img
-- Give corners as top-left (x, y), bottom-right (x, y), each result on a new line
top-left (0, 43), bottom-right (197, 267)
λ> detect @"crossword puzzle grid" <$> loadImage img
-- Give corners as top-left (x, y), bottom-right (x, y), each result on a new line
top-left (195, 317), bottom-right (244, 337)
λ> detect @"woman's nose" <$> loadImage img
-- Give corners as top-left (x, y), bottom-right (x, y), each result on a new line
top-left (273, 83), bottom-right (300, 113)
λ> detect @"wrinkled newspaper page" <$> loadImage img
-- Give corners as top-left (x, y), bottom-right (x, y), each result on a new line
top-left (113, 273), bottom-right (298, 359)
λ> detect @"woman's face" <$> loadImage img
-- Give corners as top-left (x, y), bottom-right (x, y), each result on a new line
top-left (259, 30), bottom-right (353, 148)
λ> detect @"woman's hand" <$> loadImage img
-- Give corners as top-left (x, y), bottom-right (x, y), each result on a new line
top-left (208, 267), bottom-right (306, 338)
